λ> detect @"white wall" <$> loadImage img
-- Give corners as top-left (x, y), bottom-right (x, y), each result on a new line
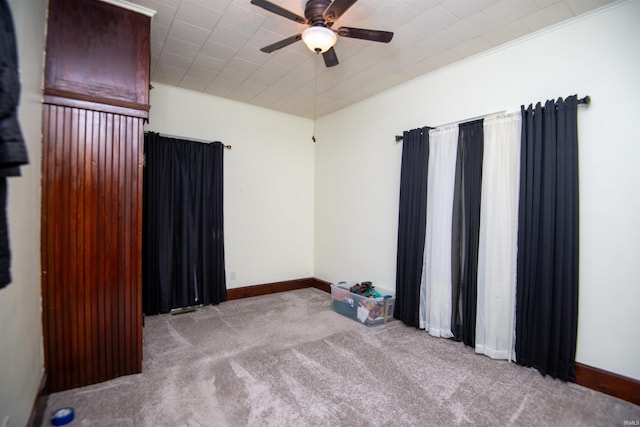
top-left (0, 0), bottom-right (46, 426)
top-left (146, 84), bottom-right (315, 288)
top-left (314, 0), bottom-right (640, 380)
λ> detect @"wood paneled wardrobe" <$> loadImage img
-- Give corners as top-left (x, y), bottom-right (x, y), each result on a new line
top-left (41, 0), bottom-right (151, 392)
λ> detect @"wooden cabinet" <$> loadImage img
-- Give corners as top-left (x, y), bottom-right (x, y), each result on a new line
top-left (41, 0), bottom-right (150, 392)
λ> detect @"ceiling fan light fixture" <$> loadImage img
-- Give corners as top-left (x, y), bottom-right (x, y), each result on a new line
top-left (301, 26), bottom-right (337, 53)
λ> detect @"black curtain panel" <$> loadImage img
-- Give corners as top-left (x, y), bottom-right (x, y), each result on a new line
top-left (515, 96), bottom-right (579, 381)
top-left (450, 120), bottom-right (484, 347)
top-left (395, 127), bottom-right (430, 327)
top-left (142, 132), bottom-right (227, 315)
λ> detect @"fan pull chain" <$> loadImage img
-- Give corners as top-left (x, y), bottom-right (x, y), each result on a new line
top-left (312, 53), bottom-right (318, 142)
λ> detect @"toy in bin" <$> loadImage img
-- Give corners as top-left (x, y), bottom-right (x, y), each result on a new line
top-left (331, 281), bottom-right (395, 326)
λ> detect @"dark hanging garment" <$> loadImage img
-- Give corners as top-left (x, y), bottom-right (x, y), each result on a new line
top-left (0, 0), bottom-right (29, 289)
top-left (142, 132), bottom-right (227, 314)
top-left (515, 96), bottom-right (579, 381)
top-left (450, 120), bottom-right (484, 347)
top-left (395, 127), bottom-right (430, 327)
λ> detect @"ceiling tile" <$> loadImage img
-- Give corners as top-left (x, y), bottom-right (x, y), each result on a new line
top-left (228, 80), bottom-right (269, 103)
top-left (400, 0), bottom-right (441, 14)
top-left (397, 61), bottom-right (437, 81)
top-left (184, 66), bottom-right (217, 82)
top-left (441, 0), bottom-right (502, 20)
top-left (250, 70), bottom-right (285, 87)
top-left (225, 57), bottom-right (261, 75)
top-left (127, 0), bottom-right (613, 119)
top-left (151, 23), bottom-right (170, 44)
top-left (192, 54), bottom-right (227, 72)
top-left (565, 0), bottom-right (616, 15)
top-left (409, 5), bottom-right (460, 37)
top-left (483, 20), bottom-right (530, 46)
top-left (420, 49), bottom-right (462, 72)
top-left (482, 0), bottom-right (539, 26)
top-left (204, 78), bottom-right (235, 98)
top-left (216, 67), bottom-right (250, 84)
top-left (163, 37), bottom-right (200, 59)
top-left (234, 44), bottom-right (274, 66)
top-left (179, 75), bottom-right (210, 92)
top-left (448, 12), bottom-right (498, 41)
top-left (200, 40), bottom-right (237, 63)
top-left (532, 0), bottom-right (561, 7)
top-left (223, 2), bottom-right (268, 34)
top-left (143, 0), bottom-right (177, 27)
top-left (157, 50), bottom-right (195, 69)
top-left (210, 25), bottom-right (252, 50)
top-left (451, 36), bottom-right (493, 58)
top-left (371, 2), bottom-right (418, 28)
top-left (414, 30), bottom-right (460, 56)
top-left (168, 19), bottom-right (211, 45)
top-left (175, 1), bottom-right (223, 31)
top-left (153, 63), bottom-right (185, 86)
top-left (189, 0), bottom-right (232, 13)
top-left (521, 1), bottom-right (574, 31)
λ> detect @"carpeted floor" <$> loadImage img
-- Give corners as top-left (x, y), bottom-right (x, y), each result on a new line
top-left (43, 288), bottom-right (639, 426)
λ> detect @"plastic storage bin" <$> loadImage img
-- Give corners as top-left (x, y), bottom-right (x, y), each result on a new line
top-left (330, 283), bottom-right (395, 326)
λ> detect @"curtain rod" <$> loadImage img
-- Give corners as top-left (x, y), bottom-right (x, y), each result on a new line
top-left (155, 132), bottom-right (232, 150)
top-left (394, 95), bottom-right (590, 142)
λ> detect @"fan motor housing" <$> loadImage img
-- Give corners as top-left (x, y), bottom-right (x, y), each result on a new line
top-left (305, 0), bottom-right (331, 26)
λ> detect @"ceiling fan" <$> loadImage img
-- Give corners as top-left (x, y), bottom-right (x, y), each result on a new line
top-left (250, 0), bottom-right (394, 67)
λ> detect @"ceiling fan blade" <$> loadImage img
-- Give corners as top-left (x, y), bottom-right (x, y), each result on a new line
top-left (323, 0), bottom-right (358, 23)
top-left (337, 27), bottom-right (393, 43)
top-left (260, 34), bottom-right (303, 53)
top-left (250, 0), bottom-right (307, 24)
top-left (322, 47), bottom-right (339, 67)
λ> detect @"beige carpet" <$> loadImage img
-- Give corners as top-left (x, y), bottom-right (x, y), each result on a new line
top-left (43, 288), bottom-right (639, 426)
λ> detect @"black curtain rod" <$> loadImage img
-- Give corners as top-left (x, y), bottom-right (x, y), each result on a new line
top-left (577, 95), bottom-right (591, 105)
top-left (152, 132), bottom-right (232, 150)
top-left (394, 95), bottom-right (591, 142)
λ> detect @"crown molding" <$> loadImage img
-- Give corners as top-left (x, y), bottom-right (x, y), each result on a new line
top-left (98, 0), bottom-right (156, 17)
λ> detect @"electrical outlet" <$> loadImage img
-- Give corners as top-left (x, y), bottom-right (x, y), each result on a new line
top-left (230, 271), bottom-right (236, 281)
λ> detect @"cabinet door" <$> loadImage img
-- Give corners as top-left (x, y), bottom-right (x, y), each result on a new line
top-left (41, 105), bottom-right (144, 392)
top-left (44, 0), bottom-right (150, 112)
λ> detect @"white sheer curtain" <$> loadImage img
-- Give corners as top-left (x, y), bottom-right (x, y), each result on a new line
top-left (419, 125), bottom-right (458, 338)
top-left (475, 113), bottom-right (521, 361)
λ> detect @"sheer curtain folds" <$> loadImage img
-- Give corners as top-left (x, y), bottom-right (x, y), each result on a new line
top-left (451, 120), bottom-right (484, 347)
top-left (419, 125), bottom-right (458, 338)
top-left (142, 132), bottom-right (227, 315)
top-left (397, 94), bottom-right (581, 376)
top-left (475, 113), bottom-right (521, 361)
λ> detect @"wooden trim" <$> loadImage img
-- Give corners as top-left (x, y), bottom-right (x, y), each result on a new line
top-left (225, 277), bottom-right (334, 301)
top-left (44, 93), bottom-right (149, 118)
top-left (575, 363), bottom-right (640, 405)
top-left (309, 277), bottom-right (331, 293)
top-left (98, 0), bottom-right (157, 17)
top-left (226, 278), bottom-right (316, 300)
top-left (27, 375), bottom-right (48, 427)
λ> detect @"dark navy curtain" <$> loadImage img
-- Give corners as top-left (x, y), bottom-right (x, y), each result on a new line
top-left (515, 96), bottom-right (579, 381)
top-left (142, 132), bottom-right (227, 315)
top-left (395, 127), bottom-right (430, 327)
top-left (451, 119), bottom-right (484, 347)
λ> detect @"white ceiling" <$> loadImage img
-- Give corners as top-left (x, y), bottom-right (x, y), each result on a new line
top-left (126, 0), bottom-right (615, 119)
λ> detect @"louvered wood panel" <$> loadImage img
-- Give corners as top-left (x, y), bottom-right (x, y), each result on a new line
top-left (41, 104), bottom-right (143, 392)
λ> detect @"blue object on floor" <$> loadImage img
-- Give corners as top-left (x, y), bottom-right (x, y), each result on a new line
top-left (51, 407), bottom-right (75, 425)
